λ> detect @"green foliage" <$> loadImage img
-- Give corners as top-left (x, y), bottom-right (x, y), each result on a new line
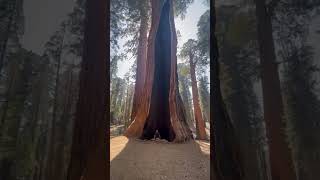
top-left (66, 3), bottom-right (85, 57)
top-left (179, 39), bottom-right (197, 60)
top-left (110, 54), bottom-right (120, 80)
top-left (179, 63), bottom-right (190, 77)
top-left (110, 0), bottom-right (127, 51)
top-left (174, 0), bottom-right (194, 19)
top-left (180, 38), bottom-right (209, 76)
top-left (274, 3), bottom-right (320, 178)
top-left (197, 10), bottom-right (210, 57)
top-left (44, 26), bottom-right (66, 60)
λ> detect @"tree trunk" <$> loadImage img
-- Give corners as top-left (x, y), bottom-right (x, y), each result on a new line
top-left (123, 86), bottom-right (129, 127)
top-left (211, 2), bottom-right (243, 179)
top-left (254, 1), bottom-right (296, 179)
top-left (53, 69), bottom-right (74, 180)
top-left (131, 11), bottom-right (149, 122)
top-left (125, 0), bottom-right (192, 142)
top-left (189, 61), bottom-right (207, 140)
top-left (0, 10), bottom-right (14, 75)
top-left (67, 0), bottom-right (108, 179)
top-left (179, 76), bottom-right (193, 129)
top-left (0, 56), bottom-right (19, 133)
top-left (46, 29), bottom-right (65, 180)
top-left (36, 60), bottom-right (51, 180)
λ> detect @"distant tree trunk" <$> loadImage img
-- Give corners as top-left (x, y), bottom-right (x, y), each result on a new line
top-left (254, 0), bottom-right (296, 179)
top-left (0, 56), bottom-right (19, 132)
top-left (189, 60), bottom-right (207, 140)
top-left (36, 60), bottom-right (51, 180)
top-left (29, 63), bottom-right (49, 180)
top-left (179, 76), bottom-right (193, 129)
top-left (53, 69), bottom-right (74, 180)
top-left (0, 11), bottom-right (14, 75)
top-left (124, 85), bottom-right (134, 128)
top-left (46, 30), bottom-right (65, 180)
top-left (67, 0), bottom-right (108, 179)
top-left (131, 10), bottom-right (149, 122)
top-left (127, 86), bottom-right (134, 127)
top-left (122, 86), bottom-right (129, 127)
top-left (111, 79), bottom-right (120, 110)
top-left (125, 0), bottom-right (192, 142)
top-left (211, 2), bottom-right (243, 179)
top-left (199, 77), bottom-right (210, 125)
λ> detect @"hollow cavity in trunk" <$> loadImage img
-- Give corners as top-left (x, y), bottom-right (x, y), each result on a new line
top-left (140, 0), bottom-right (175, 141)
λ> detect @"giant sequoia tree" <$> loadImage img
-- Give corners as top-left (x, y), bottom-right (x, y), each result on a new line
top-left (180, 39), bottom-right (207, 140)
top-left (125, 0), bottom-right (192, 142)
top-left (67, 0), bottom-right (108, 179)
top-left (254, 0), bottom-right (296, 179)
top-left (129, 0), bottom-right (194, 123)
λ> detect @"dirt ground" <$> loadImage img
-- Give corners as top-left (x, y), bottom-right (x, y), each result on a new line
top-left (110, 136), bottom-right (210, 180)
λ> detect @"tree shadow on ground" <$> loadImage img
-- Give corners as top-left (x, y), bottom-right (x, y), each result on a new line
top-left (110, 136), bottom-right (210, 180)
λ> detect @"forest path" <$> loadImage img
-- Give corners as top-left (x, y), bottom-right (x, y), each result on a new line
top-left (110, 136), bottom-right (210, 180)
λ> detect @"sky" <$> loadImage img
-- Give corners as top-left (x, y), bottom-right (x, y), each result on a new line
top-left (21, 0), bottom-right (74, 54)
top-left (116, 1), bottom-right (210, 78)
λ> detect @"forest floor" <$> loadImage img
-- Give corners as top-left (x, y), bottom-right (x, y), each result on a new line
top-left (110, 136), bottom-right (210, 180)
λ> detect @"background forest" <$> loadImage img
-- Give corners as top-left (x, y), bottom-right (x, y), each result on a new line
top-left (0, 0), bottom-right (319, 180)
top-left (0, 0), bottom-right (85, 179)
top-left (213, 0), bottom-right (320, 179)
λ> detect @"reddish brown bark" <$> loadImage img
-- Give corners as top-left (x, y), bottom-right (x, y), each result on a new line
top-left (254, 0), bottom-right (296, 179)
top-left (125, 0), bottom-right (192, 142)
top-left (67, 0), bottom-right (108, 179)
top-left (131, 12), bottom-right (149, 122)
top-left (189, 60), bottom-right (207, 140)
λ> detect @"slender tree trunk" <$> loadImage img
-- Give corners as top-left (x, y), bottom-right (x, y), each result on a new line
top-left (131, 11), bottom-right (149, 122)
top-left (67, 0), bottom-right (108, 179)
top-left (46, 30), bottom-right (65, 180)
top-left (125, 0), bottom-right (192, 142)
top-left (53, 69), bottom-right (74, 180)
top-left (38, 61), bottom-right (51, 180)
top-left (124, 86), bottom-right (130, 127)
top-left (254, 0), bottom-right (296, 179)
top-left (180, 77), bottom-right (193, 128)
top-left (211, 2), bottom-right (243, 179)
top-left (126, 86), bottom-right (134, 128)
top-left (189, 60), bottom-right (207, 140)
top-left (0, 58), bottom-right (19, 132)
top-left (0, 10), bottom-right (14, 75)
top-left (111, 79), bottom-right (120, 110)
